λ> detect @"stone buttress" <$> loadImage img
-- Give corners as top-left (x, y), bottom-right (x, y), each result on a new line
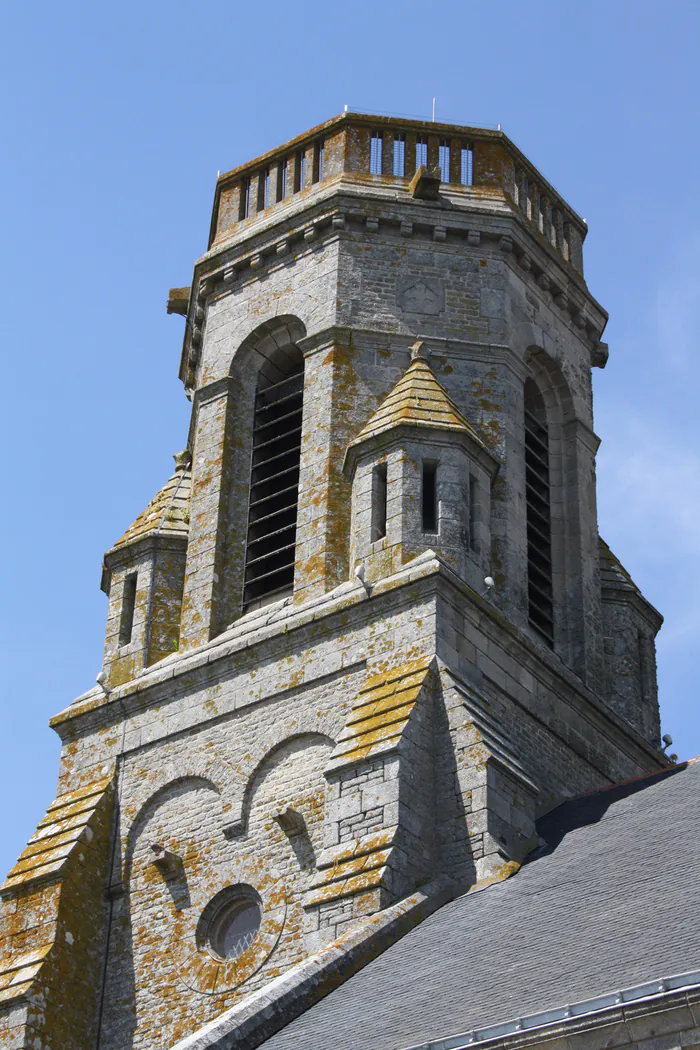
top-left (0, 112), bottom-right (669, 1050)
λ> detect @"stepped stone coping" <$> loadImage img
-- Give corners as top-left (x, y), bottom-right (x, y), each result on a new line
top-left (325, 658), bottom-right (432, 773)
top-left (1, 775), bottom-right (113, 896)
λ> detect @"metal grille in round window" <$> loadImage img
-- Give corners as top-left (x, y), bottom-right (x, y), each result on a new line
top-left (199, 887), bottom-right (262, 962)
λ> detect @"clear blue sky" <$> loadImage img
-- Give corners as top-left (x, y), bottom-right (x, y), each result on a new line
top-left (1, 1), bottom-right (699, 880)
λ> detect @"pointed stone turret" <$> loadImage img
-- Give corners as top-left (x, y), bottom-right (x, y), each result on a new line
top-left (345, 344), bottom-right (499, 587)
top-left (347, 341), bottom-right (491, 456)
top-left (100, 451), bottom-right (192, 686)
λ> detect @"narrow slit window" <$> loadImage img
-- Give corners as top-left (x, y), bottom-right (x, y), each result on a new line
top-left (460, 147), bottom-right (474, 186)
top-left (469, 475), bottom-right (479, 553)
top-left (524, 380), bottom-right (553, 645)
top-left (243, 350), bottom-right (304, 610)
top-left (416, 137), bottom-right (428, 169)
top-left (278, 159), bottom-right (288, 201)
top-left (422, 462), bottom-right (438, 533)
top-left (438, 141), bottom-right (450, 182)
top-left (371, 463), bottom-right (388, 542)
top-left (370, 131), bottom-right (383, 174)
top-left (393, 134), bottom-right (406, 176)
top-left (119, 573), bottom-right (137, 647)
top-left (317, 139), bottom-right (325, 181)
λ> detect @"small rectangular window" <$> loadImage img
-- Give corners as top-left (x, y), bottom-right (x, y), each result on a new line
top-left (370, 131), bottom-right (383, 174)
top-left (416, 137), bottom-right (428, 169)
top-left (469, 475), bottom-right (479, 552)
top-left (371, 463), bottom-right (388, 542)
top-left (119, 573), bottom-right (137, 647)
top-left (422, 462), bottom-right (438, 532)
top-left (393, 134), bottom-right (406, 177)
top-left (278, 159), bottom-right (288, 200)
top-left (438, 141), bottom-right (450, 182)
top-left (460, 147), bottom-right (474, 186)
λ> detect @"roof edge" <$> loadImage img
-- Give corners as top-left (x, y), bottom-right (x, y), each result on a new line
top-left (402, 969), bottom-right (700, 1050)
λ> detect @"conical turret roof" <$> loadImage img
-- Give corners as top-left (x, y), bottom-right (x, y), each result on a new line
top-left (348, 350), bottom-right (491, 452)
top-left (112, 451), bottom-right (191, 550)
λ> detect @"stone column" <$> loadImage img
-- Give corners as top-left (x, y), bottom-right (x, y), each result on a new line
top-left (293, 328), bottom-right (362, 603)
top-left (179, 377), bottom-right (241, 649)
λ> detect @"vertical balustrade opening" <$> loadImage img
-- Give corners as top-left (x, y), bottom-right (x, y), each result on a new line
top-left (239, 178), bottom-right (251, 220)
top-left (313, 139), bottom-right (325, 182)
top-left (416, 136), bottom-right (428, 169)
top-left (278, 159), bottom-right (288, 200)
top-left (422, 462), bottom-right (438, 533)
top-left (524, 380), bottom-right (554, 645)
top-left (460, 146), bottom-right (474, 186)
top-left (243, 348), bottom-right (305, 610)
top-left (393, 134), bottom-right (406, 177)
top-left (438, 141), bottom-right (450, 182)
top-left (294, 150), bottom-right (305, 192)
top-left (371, 463), bottom-right (388, 542)
top-left (370, 131), bottom-right (383, 174)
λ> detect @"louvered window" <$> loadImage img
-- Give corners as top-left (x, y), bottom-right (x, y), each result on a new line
top-left (524, 381), bottom-right (553, 645)
top-left (243, 358), bottom-right (304, 609)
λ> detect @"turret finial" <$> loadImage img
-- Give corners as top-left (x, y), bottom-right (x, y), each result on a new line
top-left (410, 340), bottom-right (429, 361)
top-left (174, 449), bottom-right (192, 473)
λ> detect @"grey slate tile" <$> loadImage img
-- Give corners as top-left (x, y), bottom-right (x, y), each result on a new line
top-left (260, 761), bottom-right (700, 1050)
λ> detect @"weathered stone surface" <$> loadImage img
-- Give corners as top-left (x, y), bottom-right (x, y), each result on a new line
top-left (0, 111), bottom-right (668, 1050)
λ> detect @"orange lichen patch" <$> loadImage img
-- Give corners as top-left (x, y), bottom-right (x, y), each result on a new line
top-left (2, 776), bottom-right (113, 894)
top-left (325, 659), bottom-right (431, 773)
top-left (304, 829), bottom-right (398, 908)
top-left (347, 357), bottom-right (489, 451)
top-left (304, 866), bottom-right (388, 907)
top-left (0, 775), bottom-right (114, 1049)
top-left (0, 945), bottom-right (52, 1004)
top-left (112, 459), bottom-right (191, 550)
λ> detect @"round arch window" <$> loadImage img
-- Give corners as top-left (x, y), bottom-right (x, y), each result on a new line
top-left (198, 886), bottom-right (262, 962)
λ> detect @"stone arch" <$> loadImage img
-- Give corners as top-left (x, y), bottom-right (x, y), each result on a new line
top-left (229, 315), bottom-right (307, 381)
top-left (220, 314), bottom-right (308, 621)
top-left (121, 748), bottom-right (241, 882)
top-left (226, 726), bottom-right (335, 838)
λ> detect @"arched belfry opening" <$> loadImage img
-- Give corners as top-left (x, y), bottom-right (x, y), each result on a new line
top-left (243, 340), bottom-right (305, 610)
top-left (524, 378), bottom-right (553, 645)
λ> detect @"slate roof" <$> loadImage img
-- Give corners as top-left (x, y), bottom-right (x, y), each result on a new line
top-left (348, 356), bottom-right (490, 451)
top-left (260, 760), bottom-right (700, 1050)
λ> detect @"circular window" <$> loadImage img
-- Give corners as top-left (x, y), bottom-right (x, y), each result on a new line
top-left (198, 886), bottom-right (262, 962)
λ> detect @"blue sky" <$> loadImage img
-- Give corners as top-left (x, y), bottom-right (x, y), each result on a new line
top-left (1, 0), bottom-right (699, 880)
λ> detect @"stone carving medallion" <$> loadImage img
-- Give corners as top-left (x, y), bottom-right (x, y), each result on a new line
top-left (397, 276), bottom-right (445, 315)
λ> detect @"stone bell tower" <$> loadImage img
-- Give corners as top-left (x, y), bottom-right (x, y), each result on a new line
top-left (0, 113), bottom-right (667, 1050)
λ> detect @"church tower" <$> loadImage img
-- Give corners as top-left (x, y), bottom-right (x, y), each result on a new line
top-left (0, 113), bottom-right (666, 1050)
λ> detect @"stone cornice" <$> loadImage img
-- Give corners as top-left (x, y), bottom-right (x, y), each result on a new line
top-left (343, 422), bottom-right (501, 480)
top-left (51, 553), bottom-right (668, 779)
top-left (180, 187), bottom-right (607, 391)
